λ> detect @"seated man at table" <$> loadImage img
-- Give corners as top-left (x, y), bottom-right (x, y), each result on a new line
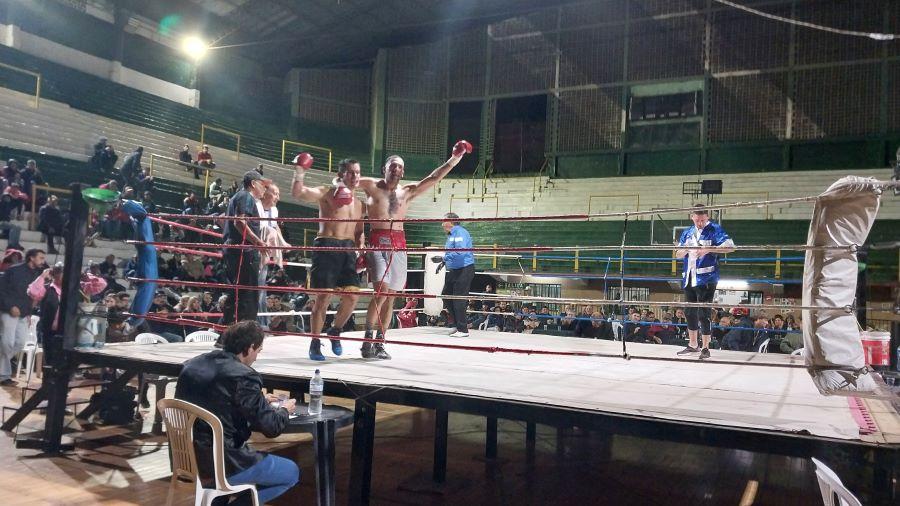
top-left (174, 321), bottom-right (300, 505)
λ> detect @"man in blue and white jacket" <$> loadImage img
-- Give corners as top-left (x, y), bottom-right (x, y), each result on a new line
top-left (441, 212), bottom-right (475, 338)
top-left (675, 204), bottom-right (735, 359)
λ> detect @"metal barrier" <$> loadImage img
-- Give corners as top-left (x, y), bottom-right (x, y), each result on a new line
top-left (281, 140), bottom-right (332, 171)
top-left (0, 62), bottom-right (40, 108)
top-left (200, 124), bottom-right (241, 160)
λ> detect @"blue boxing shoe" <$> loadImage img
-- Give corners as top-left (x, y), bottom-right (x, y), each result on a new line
top-left (309, 338), bottom-right (326, 361)
top-left (326, 327), bottom-right (343, 356)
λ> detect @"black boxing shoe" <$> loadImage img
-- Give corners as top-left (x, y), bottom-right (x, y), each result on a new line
top-left (361, 330), bottom-right (376, 359)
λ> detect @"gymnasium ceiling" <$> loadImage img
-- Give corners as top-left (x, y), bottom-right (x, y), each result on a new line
top-left (131, 0), bottom-right (582, 71)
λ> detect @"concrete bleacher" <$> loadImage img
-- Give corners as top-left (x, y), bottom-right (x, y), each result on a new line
top-left (0, 85), bottom-right (336, 212)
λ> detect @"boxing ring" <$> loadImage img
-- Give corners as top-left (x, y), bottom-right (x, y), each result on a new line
top-left (8, 176), bottom-right (900, 504)
top-left (66, 328), bottom-right (899, 503)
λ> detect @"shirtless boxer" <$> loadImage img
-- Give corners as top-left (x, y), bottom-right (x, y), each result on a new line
top-left (355, 140), bottom-right (472, 359)
top-left (291, 155), bottom-right (364, 361)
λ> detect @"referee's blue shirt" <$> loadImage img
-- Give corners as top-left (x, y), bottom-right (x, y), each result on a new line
top-left (443, 225), bottom-right (475, 269)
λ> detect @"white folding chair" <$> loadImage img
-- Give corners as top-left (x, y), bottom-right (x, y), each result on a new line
top-left (811, 458), bottom-right (862, 506)
top-left (15, 315), bottom-right (42, 383)
top-left (185, 331), bottom-right (219, 343)
top-left (134, 333), bottom-right (172, 434)
top-left (157, 398), bottom-right (259, 506)
top-left (611, 321), bottom-right (623, 341)
top-left (758, 338), bottom-right (770, 353)
top-left (135, 333), bottom-right (169, 345)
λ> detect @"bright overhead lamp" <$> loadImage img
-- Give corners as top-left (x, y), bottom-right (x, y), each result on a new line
top-left (181, 35), bottom-right (209, 61)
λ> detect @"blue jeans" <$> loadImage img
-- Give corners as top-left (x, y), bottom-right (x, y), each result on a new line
top-left (227, 454), bottom-right (299, 505)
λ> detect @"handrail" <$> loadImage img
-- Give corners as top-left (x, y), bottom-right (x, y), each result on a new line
top-left (200, 124), bottom-right (241, 160)
top-left (468, 161), bottom-right (482, 197)
top-left (30, 184), bottom-right (72, 230)
top-left (0, 62), bottom-right (40, 108)
top-left (281, 140), bottom-right (332, 171)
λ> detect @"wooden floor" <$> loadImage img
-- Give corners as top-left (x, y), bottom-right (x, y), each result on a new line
top-left (0, 374), bottom-right (888, 505)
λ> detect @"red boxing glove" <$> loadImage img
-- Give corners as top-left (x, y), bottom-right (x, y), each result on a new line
top-left (355, 253), bottom-right (367, 274)
top-left (334, 184), bottom-right (353, 206)
top-left (293, 152), bottom-right (314, 170)
top-left (452, 140), bottom-right (473, 157)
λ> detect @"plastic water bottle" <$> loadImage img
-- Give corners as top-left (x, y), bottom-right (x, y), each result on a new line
top-left (308, 369), bottom-right (323, 416)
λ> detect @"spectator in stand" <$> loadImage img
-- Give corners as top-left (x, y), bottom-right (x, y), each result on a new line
top-left (28, 261), bottom-right (106, 343)
top-left (20, 160), bottom-right (45, 204)
top-left (752, 316), bottom-right (771, 350)
top-left (148, 305), bottom-right (185, 343)
top-left (0, 248), bottom-right (45, 386)
top-left (209, 177), bottom-right (225, 203)
top-left (711, 314), bottom-right (731, 348)
top-left (579, 311), bottom-right (610, 339)
top-left (183, 191), bottom-right (200, 213)
top-left (770, 314), bottom-right (787, 339)
top-left (201, 292), bottom-right (215, 313)
top-left (99, 179), bottom-right (119, 192)
top-left (196, 145), bottom-right (215, 179)
top-left (96, 143), bottom-right (118, 175)
top-left (574, 305), bottom-right (595, 337)
top-left (2, 159), bottom-right (20, 182)
top-left (0, 249), bottom-right (23, 273)
top-left (4, 182), bottom-right (29, 220)
top-left (178, 144), bottom-right (195, 176)
top-left (37, 195), bottom-right (64, 254)
top-left (652, 313), bottom-right (679, 344)
top-left (484, 305), bottom-right (504, 331)
top-left (141, 191), bottom-right (158, 214)
top-left (624, 311), bottom-right (648, 343)
top-left (559, 308), bottom-right (577, 332)
top-left (98, 255), bottom-right (126, 294)
top-left (721, 307), bottom-right (754, 351)
top-left (124, 254), bottom-right (138, 280)
top-left (119, 147), bottom-right (143, 186)
top-left (134, 167), bottom-right (154, 195)
top-left (265, 295), bottom-right (296, 333)
top-left (0, 194), bottom-right (23, 250)
top-left (672, 308), bottom-right (688, 340)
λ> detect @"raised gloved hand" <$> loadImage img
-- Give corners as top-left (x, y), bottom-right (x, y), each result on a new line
top-left (333, 179), bottom-right (353, 206)
top-left (452, 140), bottom-right (473, 157)
top-left (292, 152), bottom-right (314, 170)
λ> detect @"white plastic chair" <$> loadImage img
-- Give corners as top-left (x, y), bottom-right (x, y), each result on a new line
top-left (791, 347), bottom-right (804, 357)
top-left (757, 338), bottom-right (770, 353)
top-left (157, 398), bottom-right (260, 506)
top-left (185, 331), bottom-right (219, 343)
top-left (611, 321), bottom-right (623, 341)
top-left (811, 458), bottom-right (862, 506)
top-left (135, 333), bottom-right (169, 345)
top-left (15, 315), bottom-right (42, 383)
top-left (134, 333), bottom-right (172, 433)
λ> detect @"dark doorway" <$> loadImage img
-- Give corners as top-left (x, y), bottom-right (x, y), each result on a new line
top-left (493, 95), bottom-right (547, 174)
top-left (447, 101), bottom-right (482, 176)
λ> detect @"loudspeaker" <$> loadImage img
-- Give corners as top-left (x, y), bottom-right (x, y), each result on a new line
top-left (701, 179), bottom-right (723, 195)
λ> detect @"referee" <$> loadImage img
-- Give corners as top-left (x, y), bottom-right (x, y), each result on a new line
top-left (440, 212), bottom-right (475, 338)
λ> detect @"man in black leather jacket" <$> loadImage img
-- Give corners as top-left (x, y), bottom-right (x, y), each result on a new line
top-left (175, 321), bottom-right (300, 504)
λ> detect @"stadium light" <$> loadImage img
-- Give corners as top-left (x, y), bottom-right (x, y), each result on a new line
top-left (181, 35), bottom-right (209, 61)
